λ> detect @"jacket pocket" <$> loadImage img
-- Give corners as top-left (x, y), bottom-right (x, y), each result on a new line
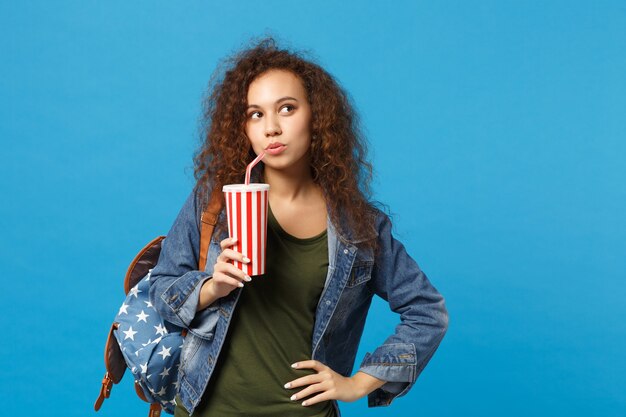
top-left (346, 261), bottom-right (374, 288)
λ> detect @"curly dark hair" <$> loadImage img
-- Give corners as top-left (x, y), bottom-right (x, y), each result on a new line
top-left (192, 35), bottom-right (387, 254)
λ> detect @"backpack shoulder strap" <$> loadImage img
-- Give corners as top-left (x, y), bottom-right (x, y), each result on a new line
top-left (198, 186), bottom-right (224, 272)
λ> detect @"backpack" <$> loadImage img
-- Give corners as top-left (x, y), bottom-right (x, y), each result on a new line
top-left (94, 188), bottom-right (223, 417)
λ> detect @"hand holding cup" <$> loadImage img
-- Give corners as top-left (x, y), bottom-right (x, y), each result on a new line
top-left (198, 237), bottom-right (252, 310)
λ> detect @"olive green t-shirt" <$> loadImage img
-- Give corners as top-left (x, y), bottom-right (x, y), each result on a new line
top-left (175, 204), bottom-right (336, 417)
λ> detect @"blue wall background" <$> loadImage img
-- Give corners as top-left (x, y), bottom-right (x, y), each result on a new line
top-left (1, 1), bottom-right (625, 416)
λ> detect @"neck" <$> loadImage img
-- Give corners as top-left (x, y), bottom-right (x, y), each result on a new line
top-left (260, 163), bottom-right (318, 203)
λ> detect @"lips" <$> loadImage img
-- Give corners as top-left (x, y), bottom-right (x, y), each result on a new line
top-left (266, 142), bottom-right (285, 150)
top-left (265, 143), bottom-right (286, 156)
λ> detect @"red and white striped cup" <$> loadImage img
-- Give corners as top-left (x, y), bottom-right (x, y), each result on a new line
top-left (222, 183), bottom-right (270, 276)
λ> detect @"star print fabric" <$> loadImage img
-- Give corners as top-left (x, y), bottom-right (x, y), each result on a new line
top-left (113, 269), bottom-right (184, 414)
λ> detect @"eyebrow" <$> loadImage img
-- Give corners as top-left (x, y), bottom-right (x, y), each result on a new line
top-left (246, 96), bottom-right (298, 110)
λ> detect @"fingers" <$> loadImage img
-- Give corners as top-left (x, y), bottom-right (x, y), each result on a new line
top-left (291, 360), bottom-right (325, 371)
top-left (212, 273), bottom-right (246, 288)
top-left (217, 248), bottom-right (250, 265)
top-left (217, 238), bottom-right (250, 265)
top-left (284, 373), bottom-right (327, 390)
top-left (299, 390), bottom-right (333, 407)
top-left (214, 262), bottom-right (251, 283)
top-left (219, 236), bottom-right (237, 250)
top-left (289, 382), bottom-right (329, 404)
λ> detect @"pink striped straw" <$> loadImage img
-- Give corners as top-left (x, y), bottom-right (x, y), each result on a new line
top-left (245, 151), bottom-right (265, 184)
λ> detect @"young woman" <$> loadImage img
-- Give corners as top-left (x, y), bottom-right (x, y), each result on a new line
top-left (149, 37), bottom-right (448, 417)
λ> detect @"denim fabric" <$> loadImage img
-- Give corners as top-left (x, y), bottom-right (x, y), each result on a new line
top-left (149, 185), bottom-right (449, 416)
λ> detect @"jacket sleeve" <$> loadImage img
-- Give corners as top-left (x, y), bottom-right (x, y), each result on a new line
top-left (148, 187), bottom-right (219, 339)
top-left (357, 211), bottom-right (449, 407)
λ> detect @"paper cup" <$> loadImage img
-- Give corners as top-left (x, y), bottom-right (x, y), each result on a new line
top-left (222, 183), bottom-right (270, 276)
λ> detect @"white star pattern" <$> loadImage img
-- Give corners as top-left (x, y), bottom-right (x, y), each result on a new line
top-left (154, 323), bottom-right (167, 336)
top-left (115, 274), bottom-right (180, 411)
top-left (157, 346), bottom-right (172, 360)
top-left (118, 303), bottom-right (129, 315)
top-left (136, 310), bottom-right (149, 323)
top-left (123, 326), bottom-right (137, 341)
top-left (129, 286), bottom-right (141, 298)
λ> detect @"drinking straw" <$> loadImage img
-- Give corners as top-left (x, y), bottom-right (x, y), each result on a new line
top-left (245, 151), bottom-right (265, 185)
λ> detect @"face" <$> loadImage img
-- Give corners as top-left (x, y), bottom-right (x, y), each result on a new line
top-left (244, 69), bottom-right (313, 174)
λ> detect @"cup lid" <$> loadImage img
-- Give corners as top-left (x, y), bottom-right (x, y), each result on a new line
top-left (222, 183), bottom-right (270, 192)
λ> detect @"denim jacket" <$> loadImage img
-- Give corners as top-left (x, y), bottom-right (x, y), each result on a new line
top-left (149, 185), bottom-right (449, 416)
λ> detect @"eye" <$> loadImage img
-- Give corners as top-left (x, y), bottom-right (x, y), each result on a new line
top-left (280, 104), bottom-right (295, 114)
top-left (249, 111), bottom-right (262, 120)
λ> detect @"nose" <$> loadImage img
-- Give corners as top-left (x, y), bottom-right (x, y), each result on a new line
top-left (264, 114), bottom-right (282, 137)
